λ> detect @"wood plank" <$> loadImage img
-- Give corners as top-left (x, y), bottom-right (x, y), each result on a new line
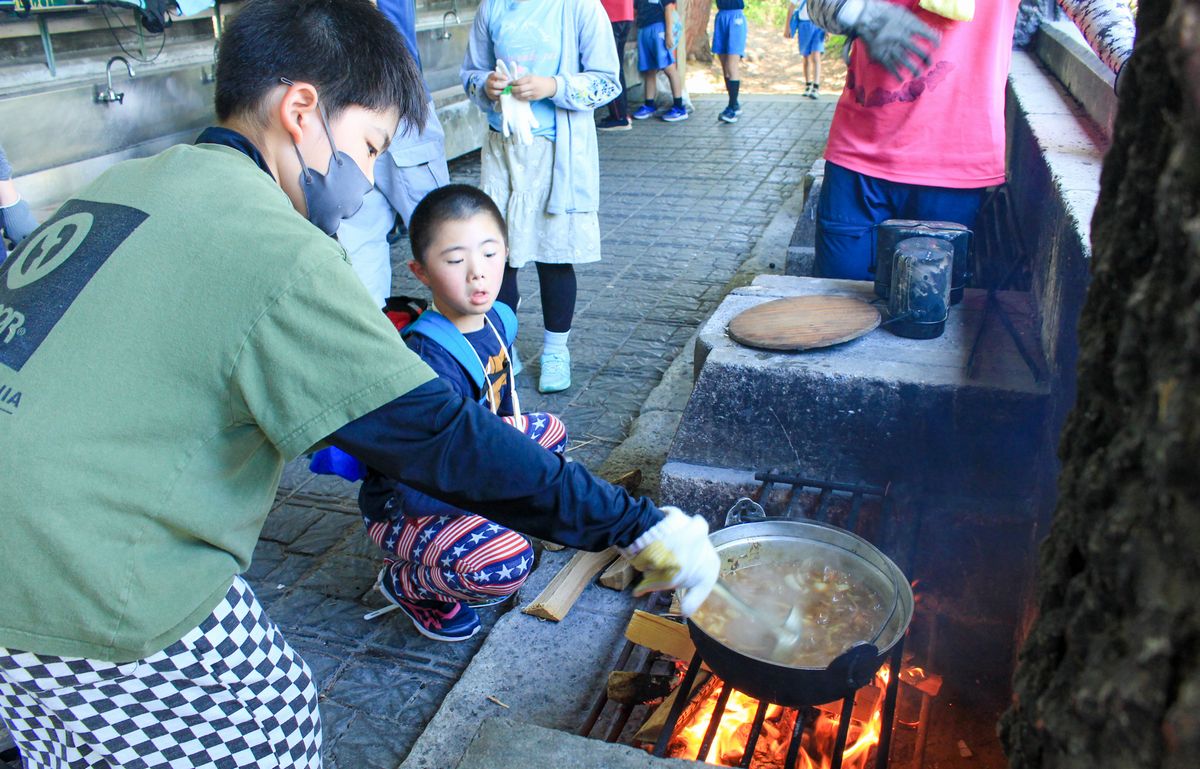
top-left (521, 547), bottom-right (617, 621)
top-left (624, 609), bottom-right (695, 661)
top-left (598, 556), bottom-right (635, 591)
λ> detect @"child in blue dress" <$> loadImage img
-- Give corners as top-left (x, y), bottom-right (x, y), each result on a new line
top-left (461, 0), bottom-right (621, 394)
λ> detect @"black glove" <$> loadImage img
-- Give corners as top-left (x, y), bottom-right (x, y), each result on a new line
top-left (851, 0), bottom-right (941, 81)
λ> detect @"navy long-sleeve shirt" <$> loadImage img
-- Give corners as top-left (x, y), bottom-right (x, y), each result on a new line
top-left (332, 379), bottom-right (661, 550)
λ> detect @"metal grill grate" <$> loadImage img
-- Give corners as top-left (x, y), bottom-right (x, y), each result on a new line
top-left (581, 471), bottom-right (922, 769)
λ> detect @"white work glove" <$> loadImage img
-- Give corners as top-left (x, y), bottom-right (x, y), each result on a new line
top-left (495, 60), bottom-right (539, 146)
top-left (849, 0), bottom-right (940, 81)
top-left (619, 507), bottom-right (720, 616)
top-left (0, 198), bottom-right (38, 247)
top-left (918, 0), bottom-right (973, 22)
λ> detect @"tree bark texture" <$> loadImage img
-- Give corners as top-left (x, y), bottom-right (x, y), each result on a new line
top-left (1002, 4), bottom-right (1200, 769)
top-left (685, 0), bottom-right (712, 61)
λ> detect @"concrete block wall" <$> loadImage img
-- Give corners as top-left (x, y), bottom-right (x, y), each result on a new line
top-left (1005, 42), bottom-right (1110, 497)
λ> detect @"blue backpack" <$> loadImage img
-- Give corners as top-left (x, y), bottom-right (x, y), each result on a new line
top-left (401, 302), bottom-right (518, 408)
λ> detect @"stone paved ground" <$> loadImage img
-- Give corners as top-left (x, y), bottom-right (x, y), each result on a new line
top-left (252, 95), bottom-right (833, 769)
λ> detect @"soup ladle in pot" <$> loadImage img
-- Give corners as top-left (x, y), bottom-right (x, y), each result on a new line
top-left (705, 580), bottom-right (804, 662)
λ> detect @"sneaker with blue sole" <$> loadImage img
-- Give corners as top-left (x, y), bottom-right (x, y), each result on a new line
top-left (365, 567), bottom-right (481, 642)
top-left (538, 350), bottom-right (571, 393)
top-left (632, 104), bottom-right (656, 120)
top-left (718, 107), bottom-right (738, 123)
top-left (661, 106), bottom-right (689, 122)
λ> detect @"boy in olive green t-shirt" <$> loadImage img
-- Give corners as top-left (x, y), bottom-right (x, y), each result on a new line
top-left (0, 1), bottom-right (719, 766)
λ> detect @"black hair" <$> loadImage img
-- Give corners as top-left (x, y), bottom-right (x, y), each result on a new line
top-left (409, 185), bottom-right (509, 263)
top-left (215, 0), bottom-right (426, 129)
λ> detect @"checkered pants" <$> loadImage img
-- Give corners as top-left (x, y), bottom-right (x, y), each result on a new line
top-left (0, 577), bottom-right (321, 769)
top-left (365, 411), bottom-right (565, 604)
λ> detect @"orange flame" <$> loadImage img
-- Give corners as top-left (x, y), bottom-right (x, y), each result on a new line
top-left (667, 665), bottom-right (902, 769)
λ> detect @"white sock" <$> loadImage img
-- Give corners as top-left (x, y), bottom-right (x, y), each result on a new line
top-left (543, 330), bottom-right (570, 356)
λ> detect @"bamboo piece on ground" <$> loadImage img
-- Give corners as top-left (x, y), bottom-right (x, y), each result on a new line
top-left (624, 609), bottom-right (696, 661)
top-left (521, 547), bottom-right (618, 621)
top-left (599, 556), bottom-right (636, 591)
top-left (604, 467), bottom-right (642, 494)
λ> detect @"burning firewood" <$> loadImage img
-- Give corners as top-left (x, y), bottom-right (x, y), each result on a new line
top-left (606, 671), bottom-right (676, 705)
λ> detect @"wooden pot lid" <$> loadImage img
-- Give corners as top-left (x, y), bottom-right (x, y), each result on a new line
top-left (728, 295), bottom-right (881, 352)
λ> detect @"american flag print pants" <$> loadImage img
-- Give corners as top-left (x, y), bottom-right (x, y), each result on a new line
top-left (364, 411), bottom-right (568, 604)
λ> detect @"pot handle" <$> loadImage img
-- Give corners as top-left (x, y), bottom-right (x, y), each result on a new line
top-left (725, 497), bottom-right (767, 527)
top-left (828, 642), bottom-right (880, 691)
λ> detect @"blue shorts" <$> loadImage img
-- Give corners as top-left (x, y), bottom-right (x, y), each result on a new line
top-left (814, 161), bottom-right (987, 280)
top-left (795, 20), bottom-right (826, 56)
top-left (712, 10), bottom-right (747, 56)
top-left (637, 22), bottom-right (675, 72)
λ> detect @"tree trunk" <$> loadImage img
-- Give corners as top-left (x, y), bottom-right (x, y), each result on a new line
top-left (1001, 4), bottom-right (1200, 769)
top-left (685, 0), bottom-right (712, 61)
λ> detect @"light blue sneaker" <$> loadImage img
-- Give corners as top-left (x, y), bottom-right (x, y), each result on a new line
top-left (661, 106), bottom-right (689, 123)
top-left (632, 104), bottom-right (657, 120)
top-left (538, 350), bottom-right (571, 393)
top-left (510, 346), bottom-right (523, 377)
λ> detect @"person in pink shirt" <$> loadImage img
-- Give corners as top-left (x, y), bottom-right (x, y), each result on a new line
top-left (599, 0), bottom-right (637, 131)
top-left (807, 0), bottom-right (1135, 280)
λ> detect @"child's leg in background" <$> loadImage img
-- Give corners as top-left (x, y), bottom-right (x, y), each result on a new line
top-left (663, 61), bottom-right (683, 100)
top-left (719, 54), bottom-right (741, 112)
top-left (636, 67), bottom-right (660, 117)
top-left (536, 265), bottom-right (573, 388)
top-left (535, 263), bottom-right (576, 365)
top-left (808, 52), bottom-right (822, 95)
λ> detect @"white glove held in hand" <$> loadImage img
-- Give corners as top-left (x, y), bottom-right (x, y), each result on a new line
top-left (495, 60), bottom-right (539, 146)
top-left (852, 0), bottom-right (940, 81)
top-left (620, 506), bottom-right (720, 616)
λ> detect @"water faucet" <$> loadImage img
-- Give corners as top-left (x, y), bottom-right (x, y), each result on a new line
top-left (438, 9), bottom-right (460, 40)
top-left (201, 41), bottom-right (218, 84)
top-left (95, 56), bottom-right (136, 105)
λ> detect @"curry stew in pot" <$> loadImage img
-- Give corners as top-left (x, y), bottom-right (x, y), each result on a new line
top-left (691, 542), bottom-right (892, 669)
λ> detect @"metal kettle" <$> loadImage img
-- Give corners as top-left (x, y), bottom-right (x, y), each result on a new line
top-left (886, 237), bottom-right (954, 339)
top-left (874, 219), bottom-right (972, 305)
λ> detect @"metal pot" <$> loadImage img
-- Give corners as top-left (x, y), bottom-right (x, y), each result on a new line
top-left (687, 519), bottom-right (914, 708)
